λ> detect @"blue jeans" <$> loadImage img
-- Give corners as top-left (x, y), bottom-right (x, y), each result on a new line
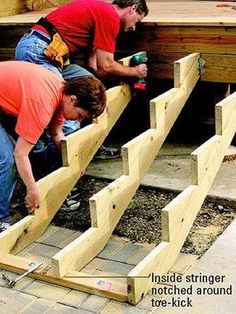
top-left (15, 29), bottom-right (93, 134)
top-left (0, 123), bottom-right (16, 219)
top-left (15, 29), bottom-right (93, 178)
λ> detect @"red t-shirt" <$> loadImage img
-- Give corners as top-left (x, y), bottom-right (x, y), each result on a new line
top-left (0, 61), bottom-right (65, 144)
top-left (46, 0), bottom-right (120, 53)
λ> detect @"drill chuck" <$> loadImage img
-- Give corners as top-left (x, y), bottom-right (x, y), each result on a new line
top-left (131, 55), bottom-right (148, 65)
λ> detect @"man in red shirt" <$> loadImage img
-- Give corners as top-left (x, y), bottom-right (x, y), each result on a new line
top-left (15, 0), bottom-right (149, 159)
top-left (15, 0), bottom-right (149, 79)
top-left (0, 61), bottom-right (106, 232)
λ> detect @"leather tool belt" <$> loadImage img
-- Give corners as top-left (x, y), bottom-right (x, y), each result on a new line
top-left (36, 17), bottom-right (70, 71)
top-left (44, 32), bottom-right (70, 70)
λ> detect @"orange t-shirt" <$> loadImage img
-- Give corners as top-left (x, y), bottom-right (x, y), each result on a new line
top-left (0, 61), bottom-right (65, 144)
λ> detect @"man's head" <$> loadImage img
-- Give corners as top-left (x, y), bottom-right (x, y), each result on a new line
top-left (113, 0), bottom-right (149, 32)
top-left (62, 76), bottom-right (106, 121)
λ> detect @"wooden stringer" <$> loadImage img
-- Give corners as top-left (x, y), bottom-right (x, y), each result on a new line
top-left (127, 79), bottom-right (236, 303)
top-left (0, 54), bottom-right (134, 255)
top-left (0, 52), bottom-right (215, 304)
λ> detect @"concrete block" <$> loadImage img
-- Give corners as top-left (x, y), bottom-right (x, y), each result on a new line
top-left (170, 253), bottom-right (199, 275)
top-left (127, 247), bottom-right (153, 265)
top-left (97, 239), bottom-right (124, 259)
top-left (136, 293), bottom-right (159, 311)
top-left (12, 277), bottom-right (35, 291)
top-left (108, 243), bottom-right (143, 263)
top-left (36, 225), bottom-right (61, 243)
top-left (60, 290), bottom-right (89, 308)
top-left (23, 281), bottom-right (70, 301)
top-left (47, 303), bottom-right (93, 313)
top-left (0, 291), bottom-right (36, 313)
top-left (193, 218), bottom-right (236, 276)
top-left (80, 294), bottom-right (109, 313)
top-left (101, 301), bottom-right (149, 314)
top-left (57, 231), bottom-right (82, 248)
top-left (97, 259), bottom-right (134, 275)
top-left (39, 228), bottom-right (75, 247)
top-left (187, 294), bottom-right (235, 314)
top-left (21, 243), bottom-right (60, 258)
top-left (0, 286), bottom-right (18, 302)
top-left (20, 298), bottom-right (56, 313)
top-left (82, 257), bottom-right (104, 273)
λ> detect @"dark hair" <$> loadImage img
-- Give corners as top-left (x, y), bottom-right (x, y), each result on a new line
top-left (112, 0), bottom-right (149, 16)
top-left (64, 76), bottom-right (106, 118)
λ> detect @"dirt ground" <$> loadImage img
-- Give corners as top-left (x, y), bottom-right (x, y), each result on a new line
top-left (11, 175), bottom-right (236, 257)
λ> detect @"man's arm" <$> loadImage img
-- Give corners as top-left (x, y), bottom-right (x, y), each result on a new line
top-left (14, 137), bottom-right (39, 214)
top-left (88, 48), bottom-right (147, 78)
top-left (49, 122), bottom-right (64, 150)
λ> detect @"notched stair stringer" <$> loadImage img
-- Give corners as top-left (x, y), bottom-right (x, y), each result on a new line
top-left (51, 53), bottom-right (200, 281)
top-left (127, 80), bottom-right (236, 305)
top-left (0, 53), bottom-right (205, 304)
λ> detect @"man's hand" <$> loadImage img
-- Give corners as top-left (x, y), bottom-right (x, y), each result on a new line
top-left (50, 122), bottom-right (64, 150)
top-left (14, 137), bottom-right (40, 215)
top-left (25, 188), bottom-right (40, 214)
top-left (81, 169), bottom-right (86, 176)
top-left (135, 63), bottom-right (147, 79)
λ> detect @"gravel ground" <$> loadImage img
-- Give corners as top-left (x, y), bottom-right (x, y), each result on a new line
top-left (52, 176), bottom-right (236, 256)
top-left (11, 176), bottom-right (236, 256)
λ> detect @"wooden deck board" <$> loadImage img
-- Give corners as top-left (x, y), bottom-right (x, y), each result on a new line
top-left (145, 1), bottom-right (236, 26)
top-left (1, 2), bottom-right (236, 26)
top-left (0, 9), bottom-right (53, 25)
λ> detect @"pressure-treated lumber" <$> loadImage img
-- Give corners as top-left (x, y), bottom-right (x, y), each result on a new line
top-left (0, 252), bottom-right (128, 302)
top-left (0, 1), bottom-right (67, 18)
top-left (0, 53), bottom-right (201, 301)
top-left (1, 52), bottom-right (226, 305)
top-left (126, 91), bottom-right (236, 305)
top-left (51, 53), bottom-right (200, 279)
top-left (0, 57), bottom-right (133, 255)
top-left (0, 53), bottom-right (234, 307)
top-left (0, 1), bottom-right (28, 18)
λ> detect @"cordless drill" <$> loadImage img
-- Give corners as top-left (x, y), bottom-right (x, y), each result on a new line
top-left (130, 53), bottom-right (148, 91)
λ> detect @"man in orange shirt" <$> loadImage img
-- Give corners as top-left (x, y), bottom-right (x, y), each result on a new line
top-left (0, 61), bottom-right (106, 232)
